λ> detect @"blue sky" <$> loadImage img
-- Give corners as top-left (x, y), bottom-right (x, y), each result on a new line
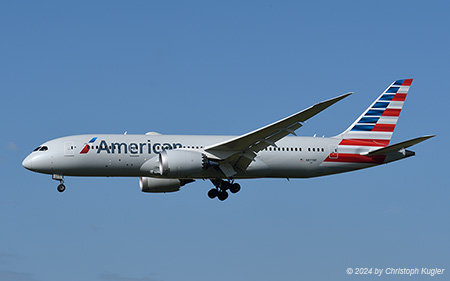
top-left (1, 1), bottom-right (449, 280)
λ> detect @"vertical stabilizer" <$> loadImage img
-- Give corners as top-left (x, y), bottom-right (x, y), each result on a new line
top-left (335, 79), bottom-right (413, 146)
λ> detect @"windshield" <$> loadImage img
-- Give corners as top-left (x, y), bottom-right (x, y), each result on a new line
top-left (33, 146), bottom-right (48, 152)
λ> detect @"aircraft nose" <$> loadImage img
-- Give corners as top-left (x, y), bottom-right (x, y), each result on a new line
top-left (22, 155), bottom-right (33, 170)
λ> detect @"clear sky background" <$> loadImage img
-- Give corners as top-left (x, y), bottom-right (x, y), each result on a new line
top-left (1, 1), bottom-right (449, 281)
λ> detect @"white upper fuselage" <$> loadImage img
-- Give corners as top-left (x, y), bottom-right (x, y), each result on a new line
top-left (22, 133), bottom-right (385, 179)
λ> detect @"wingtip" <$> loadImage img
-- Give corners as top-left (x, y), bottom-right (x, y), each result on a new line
top-left (320, 92), bottom-right (353, 106)
top-left (336, 92), bottom-right (353, 100)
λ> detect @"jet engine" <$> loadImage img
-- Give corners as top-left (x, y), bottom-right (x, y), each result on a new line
top-left (158, 150), bottom-right (210, 177)
top-left (139, 177), bottom-right (194, 193)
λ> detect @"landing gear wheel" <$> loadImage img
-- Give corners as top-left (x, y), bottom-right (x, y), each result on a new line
top-left (217, 190), bottom-right (229, 201)
top-left (208, 179), bottom-right (240, 201)
top-left (57, 184), bottom-right (66, 193)
top-left (220, 181), bottom-right (231, 190)
top-left (208, 188), bottom-right (218, 199)
top-left (229, 183), bottom-right (241, 194)
top-left (52, 175), bottom-right (66, 193)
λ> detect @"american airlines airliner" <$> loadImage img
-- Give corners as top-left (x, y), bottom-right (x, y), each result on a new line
top-left (22, 79), bottom-right (433, 201)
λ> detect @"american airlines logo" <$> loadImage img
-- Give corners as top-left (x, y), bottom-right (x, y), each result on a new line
top-left (80, 137), bottom-right (97, 154)
top-left (80, 137), bottom-right (183, 155)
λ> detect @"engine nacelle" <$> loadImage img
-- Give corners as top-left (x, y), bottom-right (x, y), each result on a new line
top-left (159, 149), bottom-right (209, 177)
top-left (139, 177), bottom-right (194, 193)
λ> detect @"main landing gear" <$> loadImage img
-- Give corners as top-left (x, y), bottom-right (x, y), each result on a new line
top-left (208, 179), bottom-right (241, 201)
top-left (52, 174), bottom-right (66, 193)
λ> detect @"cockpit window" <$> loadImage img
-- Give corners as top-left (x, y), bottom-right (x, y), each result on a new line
top-left (33, 146), bottom-right (41, 152)
top-left (39, 146), bottom-right (48, 151)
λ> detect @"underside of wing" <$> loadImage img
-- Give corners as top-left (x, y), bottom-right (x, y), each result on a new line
top-left (204, 92), bottom-right (352, 176)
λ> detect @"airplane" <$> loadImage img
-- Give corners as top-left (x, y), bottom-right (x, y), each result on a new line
top-left (22, 79), bottom-right (434, 201)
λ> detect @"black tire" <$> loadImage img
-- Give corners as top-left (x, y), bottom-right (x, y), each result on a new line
top-left (217, 191), bottom-right (228, 201)
top-left (57, 184), bottom-right (66, 193)
top-left (208, 188), bottom-right (218, 199)
top-left (220, 181), bottom-right (231, 190)
top-left (229, 183), bottom-right (241, 194)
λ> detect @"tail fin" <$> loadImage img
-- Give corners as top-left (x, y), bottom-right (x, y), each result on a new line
top-left (335, 79), bottom-right (413, 146)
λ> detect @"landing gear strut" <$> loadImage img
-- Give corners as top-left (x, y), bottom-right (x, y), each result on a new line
top-left (52, 174), bottom-right (65, 193)
top-left (208, 179), bottom-right (240, 201)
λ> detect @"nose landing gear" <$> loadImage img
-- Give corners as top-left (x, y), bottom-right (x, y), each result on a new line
top-left (208, 179), bottom-right (241, 201)
top-left (52, 174), bottom-right (66, 193)
top-left (57, 183), bottom-right (66, 193)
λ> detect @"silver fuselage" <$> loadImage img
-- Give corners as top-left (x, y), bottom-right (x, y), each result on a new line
top-left (22, 134), bottom-right (407, 180)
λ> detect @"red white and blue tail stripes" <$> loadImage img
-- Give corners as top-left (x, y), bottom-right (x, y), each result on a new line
top-left (337, 79), bottom-right (413, 147)
top-left (326, 79), bottom-right (413, 164)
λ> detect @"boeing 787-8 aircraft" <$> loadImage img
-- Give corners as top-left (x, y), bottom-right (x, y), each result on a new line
top-left (23, 79), bottom-right (433, 200)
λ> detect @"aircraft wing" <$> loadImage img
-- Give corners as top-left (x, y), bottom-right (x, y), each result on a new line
top-left (204, 93), bottom-right (352, 176)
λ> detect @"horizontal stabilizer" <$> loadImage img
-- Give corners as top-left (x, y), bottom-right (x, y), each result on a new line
top-left (362, 135), bottom-right (435, 156)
